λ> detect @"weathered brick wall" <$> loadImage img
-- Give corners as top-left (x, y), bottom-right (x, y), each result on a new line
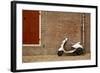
top-left (23, 11), bottom-right (90, 56)
top-left (84, 13), bottom-right (90, 53)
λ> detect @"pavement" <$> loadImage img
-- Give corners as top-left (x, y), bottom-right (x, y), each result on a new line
top-left (22, 53), bottom-right (91, 63)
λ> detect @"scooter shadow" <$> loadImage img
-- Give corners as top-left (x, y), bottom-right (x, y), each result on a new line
top-left (63, 52), bottom-right (86, 56)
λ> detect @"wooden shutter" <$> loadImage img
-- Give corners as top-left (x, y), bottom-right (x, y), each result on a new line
top-left (23, 10), bottom-right (39, 44)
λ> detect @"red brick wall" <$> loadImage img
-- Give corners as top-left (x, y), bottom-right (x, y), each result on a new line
top-left (23, 11), bottom-right (90, 56)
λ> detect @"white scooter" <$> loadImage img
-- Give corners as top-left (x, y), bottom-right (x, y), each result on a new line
top-left (57, 38), bottom-right (85, 56)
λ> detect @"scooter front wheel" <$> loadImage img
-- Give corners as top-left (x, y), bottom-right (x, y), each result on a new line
top-left (57, 51), bottom-right (64, 56)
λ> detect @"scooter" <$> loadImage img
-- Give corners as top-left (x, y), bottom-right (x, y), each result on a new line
top-left (57, 38), bottom-right (85, 56)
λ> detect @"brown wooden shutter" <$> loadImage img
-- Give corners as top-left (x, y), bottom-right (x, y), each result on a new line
top-left (23, 10), bottom-right (39, 44)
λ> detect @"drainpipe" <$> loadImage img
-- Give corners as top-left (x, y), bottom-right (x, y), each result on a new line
top-left (81, 13), bottom-right (85, 47)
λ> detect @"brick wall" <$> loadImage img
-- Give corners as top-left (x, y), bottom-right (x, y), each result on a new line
top-left (23, 11), bottom-right (90, 56)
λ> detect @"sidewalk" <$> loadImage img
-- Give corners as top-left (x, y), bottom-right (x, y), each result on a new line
top-left (23, 53), bottom-right (90, 63)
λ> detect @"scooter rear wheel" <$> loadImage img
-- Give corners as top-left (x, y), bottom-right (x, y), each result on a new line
top-left (75, 48), bottom-right (84, 55)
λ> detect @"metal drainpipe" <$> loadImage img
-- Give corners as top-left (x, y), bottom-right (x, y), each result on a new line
top-left (81, 13), bottom-right (85, 47)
